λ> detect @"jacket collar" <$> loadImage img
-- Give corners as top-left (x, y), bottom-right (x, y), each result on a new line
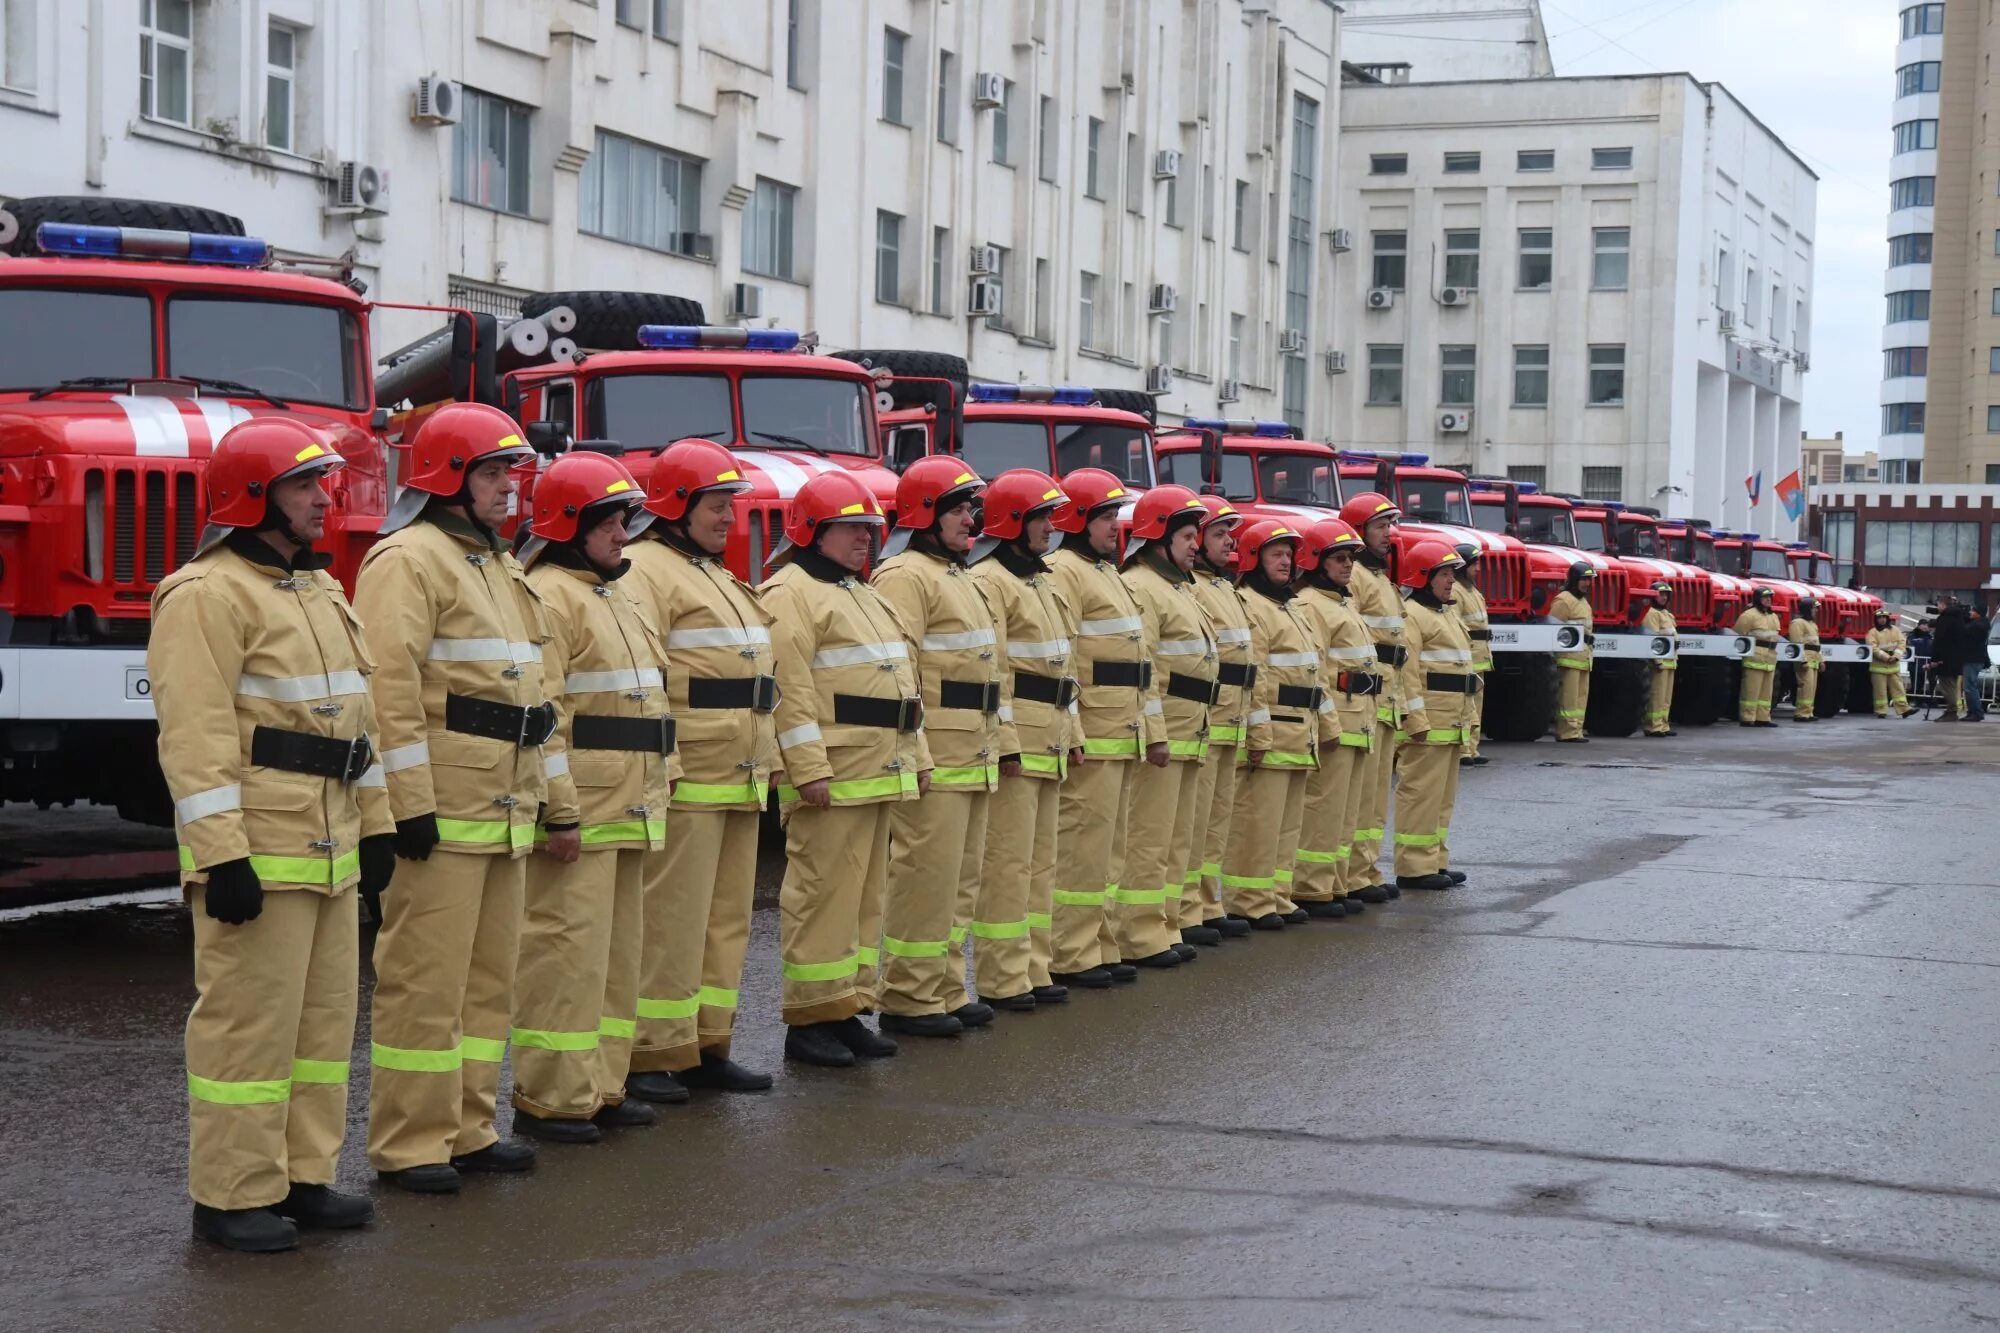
top-left (994, 540), bottom-right (1049, 578)
top-left (794, 546), bottom-right (857, 585)
top-left (224, 528), bottom-right (333, 574)
top-left (1136, 544), bottom-right (1193, 585)
top-left (1359, 547), bottom-right (1388, 571)
top-left (425, 505), bottom-right (504, 553)
top-left (541, 542), bottom-right (629, 583)
top-left (1244, 569), bottom-right (1294, 603)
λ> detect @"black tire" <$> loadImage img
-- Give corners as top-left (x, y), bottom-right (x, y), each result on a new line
top-left (519, 291), bottom-right (707, 351)
top-left (1481, 650), bottom-right (1557, 742)
top-left (1092, 388), bottom-right (1158, 425)
top-left (1815, 661), bottom-right (1847, 717)
top-left (2, 195), bottom-right (245, 255)
top-left (1585, 658), bottom-right (1645, 737)
top-left (1672, 657), bottom-right (1722, 726)
top-left (1711, 659), bottom-right (1742, 722)
top-left (828, 349), bottom-right (970, 467)
top-left (1846, 655), bottom-right (1878, 715)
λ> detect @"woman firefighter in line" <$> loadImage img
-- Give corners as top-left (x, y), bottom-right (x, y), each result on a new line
top-left (1787, 594), bottom-right (1823, 722)
top-left (1734, 586), bottom-right (1783, 727)
top-left (1288, 518), bottom-right (1379, 917)
top-left (1452, 542), bottom-right (1494, 765)
top-left (1337, 493), bottom-right (1406, 903)
top-left (1392, 542), bottom-right (1478, 892)
top-left (1183, 496), bottom-right (1255, 944)
top-left (1550, 561), bottom-right (1596, 743)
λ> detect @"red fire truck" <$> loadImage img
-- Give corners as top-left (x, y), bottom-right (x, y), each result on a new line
top-left (1713, 530), bottom-right (1871, 715)
top-left (1785, 542), bottom-right (1883, 714)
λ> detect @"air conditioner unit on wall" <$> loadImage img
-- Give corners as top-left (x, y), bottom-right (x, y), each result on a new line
top-left (1218, 379), bottom-right (1242, 404)
top-left (730, 283), bottom-right (763, 319)
top-left (1440, 286), bottom-right (1472, 307)
top-left (1153, 149), bottom-right (1182, 179)
top-left (969, 244), bottom-right (1001, 275)
top-left (973, 73), bottom-right (1005, 108)
top-left (1325, 349), bottom-right (1347, 375)
top-left (1367, 288), bottom-right (1395, 311)
top-left (1148, 283), bottom-right (1178, 314)
top-left (1439, 410), bottom-right (1472, 434)
top-left (1718, 309), bottom-right (1737, 332)
top-left (1327, 227), bottom-right (1353, 253)
top-left (326, 161), bottom-right (389, 214)
top-left (1145, 364), bottom-right (1175, 394)
top-left (412, 75), bottom-right (461, 126)
top-left (1277, 329), bottom-right (1305, 355)
top-left (968, 277), bottom-right (1001, 317)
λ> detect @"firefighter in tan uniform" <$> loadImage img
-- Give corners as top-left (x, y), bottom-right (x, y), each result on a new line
top-left (1551, 562), bottom-right (1596, 743)
top-left (1394, 542), bottom-right (1477, 891)
top-left (624, 439), bottom-right (776, 1100)
top-left (1185, 496), bottom-right (1255, 943)
top-left (1289, 518), bottom-right (1378, 918)
top-left (1222, 520), bottom-right (1320, 930)
top-left (1117, 484), bottom-right (1219, 965)
top-left (511, 454), bottom-right (677, 1142)
top-left (151, 419), bottom-right (393, 1252)
top-left (1867, 610), bottom-right (1917, 718)
top-left (1640, 581), bottom-right (1680, 737)
top-left (871, 458), bottom-right (1003, 1036)
top-left (1338, 492), bottom-right (1406, 904)
top-left (1735, 587), bottom-right (1782, 727)
top-left (1789, 594), bottom-right (1822, 722)
top-left (1453, 543), bottom-right (1494, 765)
top-left (1048, 469), bottom-right (1153, 983)
top-left (763, 471), bottom-right (932, 1067)
top-left (357, 403), bottom-right (550, 1193)
top-left (970, 470), bottom-right (1081, 1003)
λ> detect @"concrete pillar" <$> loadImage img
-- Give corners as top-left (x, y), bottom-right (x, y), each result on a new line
top-left (1690, 365), bottom-right (1727, 522)
top-left (1752, 388), bottom-right (1779, 535)
top-left (1723, 377), bottom-right (1753, 529)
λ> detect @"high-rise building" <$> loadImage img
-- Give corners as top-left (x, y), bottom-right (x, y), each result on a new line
top-left (1881, 2), bottom-right (1942, 483)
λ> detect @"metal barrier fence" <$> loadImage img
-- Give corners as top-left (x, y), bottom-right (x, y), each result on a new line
top-left (1903, 653), bottom-right (1999, 715)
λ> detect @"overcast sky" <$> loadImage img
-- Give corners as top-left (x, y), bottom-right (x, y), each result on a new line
top-left (1540, 0), bottom-right (1888, 454)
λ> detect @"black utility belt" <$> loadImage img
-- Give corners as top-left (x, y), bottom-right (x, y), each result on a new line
top-left (1582, 632), bottom-right (1597, 646)
top-left (251, 726), bottom-right (374, 782)
top-left (939, 678), bottom-right (1003, 714)
top-left (1167, 673), bottom-right (1221, 705)
top-left (571, 713), bottom-right (677, 755)
top-left (686, 674), bottom-right (780, 714)
top-left (1216, 661), bottom-right (1259, 689)
top-left (832, 693), bottom-right (924, 732)
top-left (1424, 672), bottom-right (1480, 695)
top-left (446, 693), bottom-right (558, 747)
top-left (1271, 714), bottom-right (1307, 727)
top-left (1375, 644), bottom-right (1408, 667)
top-left (1092, 659), bottom-right (1154, 689)
top-left (1013, 671), bottom-right (1081, 707)
top-left (1336, 671), bottom-right (1383, 696)
top-left (1467, 628), bottom-right (1493, 641)
top-left (1276, 684), bottom-right (1325, 711)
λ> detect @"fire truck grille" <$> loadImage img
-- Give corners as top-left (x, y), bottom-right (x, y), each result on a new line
top-left (1474, 552), bottom-right (1527, 613)
top-left (1673, 575), bottom-right (1711, 628)
top-left (103, 463), bottom-right (205, 595)
top-left (1589, 569), bottom-right (1629, 625)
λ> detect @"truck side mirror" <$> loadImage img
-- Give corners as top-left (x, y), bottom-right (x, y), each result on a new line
top-left (889, 425), bottom-right (929, 472)
top-left (369, 407), bottom-right (392, 431)
top-left (572, 438), bottom-right (625, 457)
top-left (1198, 429), bottom-right (1223, 490)
top-left (525, 420), bottom-right (571, 456)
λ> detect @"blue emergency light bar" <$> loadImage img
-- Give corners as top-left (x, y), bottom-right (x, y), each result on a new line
top-left (37, 222), bottom-right (271, 267)
top-left (634, 325), bottom-right (802, 351)
top-left (967, 383), bottom-right (1097, 405)
top-left (1786, 541), bottom-right (1811, 550)
top-left (1182, 417), bottom-right (1294, 436)
top-left (1599, 501), bottom-right (1628, 512)
top-left (1517, 481), bottom-right (1540, 494)
top-left (1336, 450), bottom-right (1431, 467)
top-left (1739, 532), bottom-right (1762, 541)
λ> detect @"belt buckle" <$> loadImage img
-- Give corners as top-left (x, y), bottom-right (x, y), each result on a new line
top-left (752, 675), bottom-right (780, 714)
top-left (984, 681), bottom-right (1002, 714)
top-left (900, 696), bottom-right (924, 732)
top-left (1058, 677), bottom-right (1080, 708)
top-left (518, 705), bottom-right (538, 747)
top-left (344, 735), bottom-right (372, 782)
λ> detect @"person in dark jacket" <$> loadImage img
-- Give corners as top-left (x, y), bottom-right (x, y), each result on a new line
top-left (1961, 604), bottom-right (1991, 721)
top-left (1931, 600), bottom-right (1970, 720)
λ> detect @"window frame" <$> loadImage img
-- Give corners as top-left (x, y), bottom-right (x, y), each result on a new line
top-left (1517, 149), bottom-right (1554, 172)
top-left (874, 209), bottom-right (903, 306)
top-left (1893, 119), bottom-right (1940, 153)
top-left (1443, 229), bottom-right (1481, 290)
top-left (1580, 466), bottom-right (1623, 503)
top-left (139, 0), bottom-right (194, 127)
top-left (1885, 289), bottom-right (1931, 322)
top-left (936, 49), bottom-right (956, 144)
top-left (1591, 146), bottom-right (1633, 170)
top-left (992, 79), bottom-right (1014, 166)
top-left (1512, 345), bottom-right (1549, 407)
top-left (1085, 118), bottom-right (1103, 199)
top-left (1881, 401), bottom-right (1926, 434)
top-left (1079, 271), bottom-right (1099, 349)
top-left (1591, 226), bottom-right (1631, 291)
top-left (577, 128), bottom-right (707, 251)
top-left (1517, 228), bottom-right (1553, 291)
top-left (1369, 153), bottom-right (1408, 176)
top-left (1889, 232), bottom-right (1935, 266)
top-left (1371, 230), bottom-right (1407, 291)
top-left (455, 88), bottom-right (537, 218)
top-left (930, 225), bottom-right (949, 315)
top-left (1885, 345), bottom-right (1929, 378)
top-left (1891, 176), bottom-right (1937, 210)
top-left (881, 27), bottom-right (908, 125)
top-left (741, 177), bottom-right (797, 281)
top-left (1587, 344), bottom-right (1626, 407)
top-left (1443, 151), bottom-right (1481, 174)
top-left (1439, 344), bottom-right (1476, 407)
top-left (1896, 60), bottom-right (1942, 96)
top-left (1367, 344), bottom-right (1404, 406)
top-left (1036, 94), bottom-right (1057, 182)
top-left (264, 20), bottom-right (297, 153)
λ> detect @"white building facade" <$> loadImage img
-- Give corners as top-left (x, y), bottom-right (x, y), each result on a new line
top-left (1328, 73), bottom-right (1817, 533)
top-left (1880, 1), bottom-right (1941, 481)
top-left (1336, 0), bottom-right (1552, 84)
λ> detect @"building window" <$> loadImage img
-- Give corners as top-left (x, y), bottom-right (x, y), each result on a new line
top-left (931, 227), bottom-right (949, 315)
top-left (1085, 118), bottom-right (1103, 198)
top-left (785, 0), bottom-right (803, 87)
top-left (1507, 465), bottom-right (1547, 488)
top-left (1282, 94), bottom-right (1318, 428)
top-left (741, 178), bottom-right (796, 280)
top-left (1126, 133), bottom-right (1142, 213)
top-left (1771, 284), bottom-right (1784, 338)
top-left (579, 131), bottom-right (707, 251)
top-left (1988, 405), bottom-right (2000, 433)
top-left (1991, 287), bottom-right (2000, 315)
top-left (1588, 345), bottom-right (1626, 405)
top-left (1881, 402), bottom-right (1926, 434)
top-left (1233, 180), bottom-right (1250, 250)
top-left (1891, 176), bottom-right (1937, 209)
top-left (1882, 459), bottom-right (1923, 483)
top-left (1079, 272), bottom-right (1098, 348)
top-left (1517, 229), bottom-right (1552, 290)
top-left (1513, 345), bottom-right (1549, 406)
top-left (1885, 346), bottom-right (1930, 377)
top-left (615, 0), bottom-right (640, 28)
top-left (1518, 149), bottom-right (1555, 172)
top-left (1902, 3), bottom-right (1945, 37)
top-left (989, 247), bottom-right (1010, 330)
top-left (1370, 153), bottom-right (1407, 175)
top-left (1592, 146), bottom-right (1633, 170)
top-left (936, 50), bottom-right (956, 143)
top-left (882, 28), bottom-right (907, 124)
top-left (1886, 289), bottom-right (1931, 322)
top-left (1988, 465), bottom-right (2000, 485)
top-left (1867, 520), bottom-right (1979, 567)
top-left (1229, 314), bottom-right (1244, 380)
top-left (1372, 231), bottom-right (1406, 290)
top-left (1893, 119), bottom-right (1940, 153)
top-left (1897, 61), bottom-right (1942, 95)
top-left (1367, 345), bottom-right (1404, 405)
top-left (1990, 346), bottom-right (2000, 373)
top-left (993, 80), bottom-right (1014, 166)
top-left (1745, 266), bottom-right (1761, 326)
top-left (1440, 345), bottom-right (1475, 405)
top-left (1165, 156), bottom-right (1180, 226)
top-left (1037, 95), bottom-right (1057, 181)
top-left (2, 0), bottom-right (39, 91)
top-left (874, 210), bottom-right (901, 305)
top-left (1716, 245), bottom-right (1733, 310)
top-left (1592, 227), bottom-right (1631, 290)
top-left (1889, 233), bottom-right (1934, 266)
top-left (1444, 151), bottom-right (1480, 174)
top-left (1444, 230), bottom-right (1480, 289)
top-left (455, 89), bottom-right (535, 217)
top-left (139, 0), bottom-right (193, 126)
top-left (1034, 258), bottom-right (1051, 341)
top-left (1581, 467), bottom-right (1623, 502)
top-left (264, 22), bottom-right (297, 152)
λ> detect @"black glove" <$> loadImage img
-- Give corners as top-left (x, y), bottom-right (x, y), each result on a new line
top-left (359, 833), bottom-right (396, 919)
top-left (393, 812), bottom-right (440, 862)
top-left (203, 858), bottom-right (264, 925)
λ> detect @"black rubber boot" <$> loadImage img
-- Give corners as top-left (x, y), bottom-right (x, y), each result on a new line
top-left (1032, 983), bottom-right (1071, 1003)
top-left (1181, 925), bottom-right (1224, 946)
top-left (1381, 882), bottom-right (1403, 899)
top-left (1051, 967), bottom-right (1115, 989)
top-left (677, 1053), bottom-right (774, 1092)
top-left (1444, 869), bottom-right (1468, 885)
top-left (593, 1098), bottom-right (658, 1128)
top-left (272, 1183), bottom-right (373, 1230)
top-left (379, 1163), bottom-right (463, 1193)
top-left (879, 1011), bottom-right (964, 1038)
top-left (981, 991), bottom-right (1038, 1011)
top-left (784, 1022), bottom-right (857, 1066)
top-left (1341, 897), bottom-right (1366, 916)
top-left (455, 1138), bottom-right (536, 1174)
top-left (1280, 907), bottom-right (1310, 925)
top-left (834, 1015), bottom-right (899, 1058)
top-left (949, 1000), bottom-right (997, 1028)
top-left (192, 1204), bottom-right (298, 1253)
top-left (625, 1070), bottom-right (692, 1104)
top-left (1170, 942), bottom-right (1200, 962)
top-left (1302, 899), bottom-right (1347, 920)
top-left (1250, 913), bottom-right (1285, 931)
top-left (1211, 916), bottom-right (1254, 938)
top-left (513, 1111), bottom-right (603, 1145)
top-left (1133, 948), bottom-right (1183, 968)
top-left (1396, 873), bottom-right (1455, 892)
top-left (1107, 962), bottom-right (1139, 983)
top-left (1353, 885), bottom-right (1389, 904)
top-left (1756, 720), bottom-right (1779, 728)
top-left (1471, 755), bottom-right (1491, 766)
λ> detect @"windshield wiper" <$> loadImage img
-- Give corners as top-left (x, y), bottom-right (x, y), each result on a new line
top-left (28, 376), bottom-right (140, 401)
top-left (176, 376), bottom-right (290, 409)
top-left (746, 429), bottom-right (828, 455)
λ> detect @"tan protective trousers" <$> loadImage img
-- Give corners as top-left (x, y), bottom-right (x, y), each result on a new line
top-left (1222, 763), bottom-right (1304, 918)
top-left (1272, 762), bottom-right (1310, 913)
top-left (1870, 666), bottom-right (1912, 716)
top-left (1739, 661), bottom-right (1776, 722)
top-left (1392, 739), bottom-right (1462, 878)
top-left (1646, 664), bottom-right (1676, 734)
top-left (973, 775), bottom-right (1058, 999)
top-left (187, 885), bottom-right (357, 1209)
top-left (1346, 719), bottom-right (1396, 890)
top-left (631, 808), bottom-right (760, 1072)
top-left (1463, 671), bottom-right (1488, 758)
top-left (1053, 759), bottom-right (1135, 973)
top-left (368, 850), bottom-right (524, 1172)
top-left (883, 788), bottom-right (989, 1017)
top-left (779, 801), bottom-right (890, 1026)
top-left (1115, 758), bottom-right (1200, 958)
top-left (1557, 665), bottom-right (1591, 739)
top-left (1183, 744), bottom-right (1236, 928)
top-left (1794, 660), bottom-right (1820, 719)
top-left (1295, 740), bottom-right (1365, 902)
top-left (510, 847), bottom-right (644, 1120)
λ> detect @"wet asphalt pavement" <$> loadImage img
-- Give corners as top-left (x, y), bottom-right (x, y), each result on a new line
top-left (5, 716), bottom-right (2000, 1331)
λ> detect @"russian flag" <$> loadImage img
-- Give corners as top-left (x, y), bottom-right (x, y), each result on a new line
top-left (1744, 469), bottom-right (1763, 506)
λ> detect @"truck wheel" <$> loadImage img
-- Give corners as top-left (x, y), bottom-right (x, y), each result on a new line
top-left (1481, 651), bottom-right (1557, 742)
top-left (519, 291), bottom-right (707, 350)
top-left (1092, 388), bottom-right (1159, 424)
top-left (1846, 658), bottom-right (1877, 715)
top-left (1585, 659), bottom-right (1645, 737)
top-left (826, 349), bottom-right (970, 412)
top-left (1672, 658), bottom-right (1721, 726)
top-left (2, 195), bottom-right (246, 255)
top-left (1711, 660), bottom-right (1742, 722)
top-left (1815, 661), bottom-right (1848, 717)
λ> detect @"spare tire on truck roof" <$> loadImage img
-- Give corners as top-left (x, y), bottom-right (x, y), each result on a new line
top-left (825, 349), bottom-right (970, 412)
top-left (1091, 387), bottom-right (1158, 425)
top-left (519, 291), bottom-right (708, 351)
top-left (1, 196), bottom-right (247, 256)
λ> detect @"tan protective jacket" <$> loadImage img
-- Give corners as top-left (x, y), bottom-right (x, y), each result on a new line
top-left (1734, 606), bottom-right (1782, 668)
top-left (1123, 555), bottom-right (1218, 761)
top-left (1866, 625), bottom-right (1908, 673)
top-left (1296, 582), bottom-right (1379, 749)
top-left (1049, 545), bottom-right (1160, 759)
top-left (1455, 577), bottom-right (1493, 677)
top-left (1350, 557), bottom-right (1407, 725)
top-left (626, 538), bottom-right (776, 811)
top-left (764, 558), bottom-right (931, 805)
top-left (1551, 589), bottom-right (1595, 671)
top-left (1788, 614), bottom-right (1822, 666)
top-left (1403, 597), bottom-right (1477, 743)
top-left (354, 514), bottom-right (550, 856)
top-left (1641, 605), bottom-right (1679, 671)
top-left (874, 547), bottom-right (1004, 792)
top-left (972, 547), bottom-right (1075, 780)
top-left (1240, 582), bottom-right (1321, 770)
top-left (1191, 565), bottom-right (1254, 748)
top-left (150, 540), bottom-right (393, 892)
top-left (528, 559), bottom-right (679, 850)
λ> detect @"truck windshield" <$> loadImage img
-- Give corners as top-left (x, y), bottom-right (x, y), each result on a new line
top-left (962, 421), bottom-right (1054, 477)
top-left (1400, 478), bottom-right (1470, 524)
top-left (595, 372), bottom-right (733, 450)
top-left (0, 287), bottom-right (154, 390)
top-left (741, 374), bottom-right (871, 455)
top-left (1747, 546), bottom-right (1789, 578)
top-left (1157, 449), bottom-right (1254, 500)
top-left (1055, 423), bottom-right (1153, 485)
top-left (167, 296), bottom-right (364, 408)
top-left (1572, 517), bottom-right (1608, 552)
top-left (1469, 504), bottom-right (1507, 533)
top-left (1792, 555), bottom-right (1831, 583)
top-left (1616, 520), bottom-right (1659, 557)
top-left (1516, 506), bottom-right (1577, 546)
top-left (1256, 451), bottom-right (1339, 506)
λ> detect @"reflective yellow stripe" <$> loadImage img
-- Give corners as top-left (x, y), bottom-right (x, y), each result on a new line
top-left (1423, 728), bottom-right (1464, 743)
top-left (1263, 750), bottom-right (1317, 767)
top-left (777, 772), bottom-right (921, 803)
top-left (1274, 868), bottom-right (1293, 884)
top-left (1082, 736), bottom-right (1144, 756)
top-left (783, 953), bottom-right (862, 982)
top-left (1025, 911), bottom-right (1052, 929)
top-left (290, 1058), bottom-right (348, 1085)
top-left (1209, 725), bottom-right (1245, 743)
top-left (1352, 826), bottom-right (1383, 842)
top-left (674, 779), bottom-right (770, 805)
top-left (580, 819), bottom-right (666, 845)
top-left (177, 847), bottom-right (363, 885)
top-left (1295, 848), bottom-right (1342, 864)
top-left (637, 994), bottom-right (701, 1020)
top-left (930, 764), bottom-right (1000, 787)
top-left (1556, 708), bottom-right (1584, 719)
top-left (187, 1072), bottom-right (291, 1105)
top-left (435, 817), bottom-right (515, 845)
top-left (698, 985), bottom-right (739, 1009)
top-left (1338, 732), bottom-right (1373, 749)
top-left (1869, 664), bottom-right (1899, 675)
top-left (1394, 831), bottom-right (1444, 847)
top-left (882, 935), bottom-right (951, 958)
top-left (371, 1042), bottom-right (462, 1073)
top-left (1109, 885), bottom-right (1171, 905)
top-left (1742, 660), bottom-right (1776, 673)
top-left (460, 1036), bottom-right (508, 1063)
top-left (1199, 861), bottom-right (1221, 876)
top-left (856, 946), bottom-right (879, 967)
top-left (1557, 658), bottom-right (1592, 671)
top-left (1167, 739), bottom-right (1208, 758)
top-left (598, 1016), bottom-right (637, 1040)
top-left (970, 918), bottom-right (1029, 938)
top-left (1019, 752), bottom-right (1066, 775)
top-left (1375, 705), bottom-right (1397, 723)
top-left (1221, 872), bottom-right (1274, 888)
top-left (948, 926), bottom-right (968, 944)
top-left (510, 1026), bottom-right (600, 1052)
top-left (1052, 889), bottom-right (1105, 906)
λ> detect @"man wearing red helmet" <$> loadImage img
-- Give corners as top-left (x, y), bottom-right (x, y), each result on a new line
top-left (1116, 484), bottom-right (1221, 965)
top-left (870, 458), bottom-right (1003, 1037)
top-left (1394, 543), bottom-right (1477, 891)
top-left (1452, 543), bottom-right (1494, 765)
top-left (1552, 562), bottom-right (1597, 741)
top-left (1290, 519), bottom-right (1378, 917)
top-left (1639, 581), bottom-right (1681, 737)
top-left (150, 417), bottom-right (393, 1251)
top-left (509, 453), bottom-right (678, 1143)
top-left (762, 471), bottom-right (932, 1067)
top-left (1338, 492), bottom-right (1407, 904)
top-left (1184, 496), bottom-right (1255, 942)
top-left (355, 400), bottom-right (548, 1193)
top-left (969, 469), bottom-right (1080, 1008)
top-left (623, 438), bottom-right (776, 1100)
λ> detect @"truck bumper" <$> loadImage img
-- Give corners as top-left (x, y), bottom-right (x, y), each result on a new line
top-left (0, 647), bottom-right (157, 721)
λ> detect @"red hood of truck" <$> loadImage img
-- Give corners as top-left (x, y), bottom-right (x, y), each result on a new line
top-left (0, 394), bottom-right (371, 460)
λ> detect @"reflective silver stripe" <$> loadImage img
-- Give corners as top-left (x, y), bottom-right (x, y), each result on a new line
top-left (1006, 638), bottom-right (1070, 659)
top-left (810, 641), bottom-right (906, 670)
top-left (1318, 695), bottom-right (1337, 714)
top-left (997, 703), bottom-right (1015, 722)
top-left (1214, 627), bottom-right (1252, 645)
top-left (1405, 697), bottom-right (1426, 710)
top-left (381, 741), bottom-right (430, 773)
top-left (921, 627), bottom-right (997, 652)
top-left (1156, 638), bottom-right (1211, 657)
top-left (562, 667), bottom-right (663, 695)
top-left (664, 625), bottom-right (770, 650)
top-left (1555, 617), bottom-right (1591, 627)
top-left (427, 638), bottom-right (542, 664)
top-left (1078, 615), bottom-right (1143, 636)
top-left (1420, 648), bottom-right (1473, 663)
top-left (1246, 709), bottom-right (1272, 725)
top-left (1267, 651), bottom-right (1318, 668)
top-left (1363, 614), bottom-right (1404, 630)
top-left (1142, 699), bottom-right (1164, 716)
top-left (542, 752), bottom-right (569, 778)
top-left (236, 670), bottom-right (369, 702)
top-left (1329, 653), bottom-right (1375, 668)
top-left (176, 783), bottom-right (241, 824)
top-left (356, 764), bottom-right (386, 789)
top-left (777, 722), bottom-right (824, 750)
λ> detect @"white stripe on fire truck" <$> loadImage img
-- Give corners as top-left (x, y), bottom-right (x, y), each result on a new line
top-left (113, 395), bottom-right (190, 457)
top-left (193, 399), bottom-right (254, 451)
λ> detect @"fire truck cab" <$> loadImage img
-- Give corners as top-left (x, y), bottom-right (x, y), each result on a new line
top-left (886, 382), bottom-right (1158, 494)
